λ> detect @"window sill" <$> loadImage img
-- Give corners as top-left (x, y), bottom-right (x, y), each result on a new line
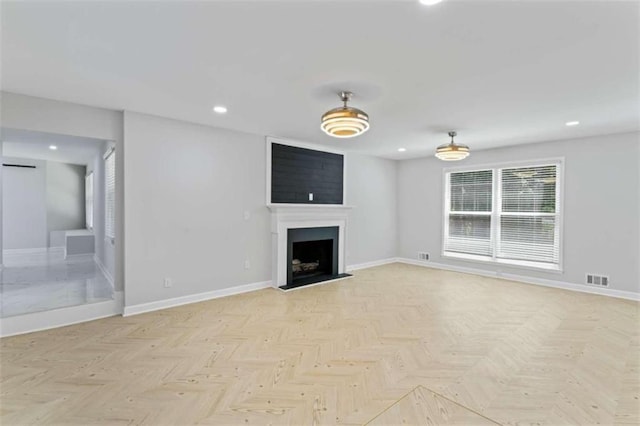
top-left (443, 251), bottom-right (562, 274)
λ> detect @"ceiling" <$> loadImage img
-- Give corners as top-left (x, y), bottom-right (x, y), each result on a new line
top-left (2, 0), bottom-right (638, 159)
top-left (1, 128), bottom-right (104, 165)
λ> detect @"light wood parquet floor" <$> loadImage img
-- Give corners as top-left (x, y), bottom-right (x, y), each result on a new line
top-left (367, 385), bottom-right (499, 425)
top-left (1, 263), bottom-right (638, 425)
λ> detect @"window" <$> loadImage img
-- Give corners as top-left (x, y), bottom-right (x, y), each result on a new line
top-left (85, 172), bottom-right (94, 229)
top-left (105, 149), bottom-right (115, 240)
top-left (444, 160), bottom-right (562, 270)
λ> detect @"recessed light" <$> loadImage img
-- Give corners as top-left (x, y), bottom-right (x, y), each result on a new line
top-left (398, 148), bottom-right (407, 152)
top-left (565, 121), bottom-right (580, 126)
top-left (49, 145), bottom-right (58, 150)
top-left (213, 105), bottom-right (228, 114)
top-left (419, 0), bottom-right (443, 5)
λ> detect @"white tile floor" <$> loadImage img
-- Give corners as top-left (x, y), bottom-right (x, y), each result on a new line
top-left (0, 249), bottom-right (114, 317)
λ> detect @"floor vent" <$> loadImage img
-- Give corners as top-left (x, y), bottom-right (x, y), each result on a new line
top-left (418, 252), bottom-right (430, 261)
top-left (586, 274), bottom-right (609, 287)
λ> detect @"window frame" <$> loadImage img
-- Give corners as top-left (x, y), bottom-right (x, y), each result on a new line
top-left (442, 158), bottom-right (564, 273)
top-left (85, 172), bottom-right (94, 230)
top-left (104, 148), bottom-right (115, 242)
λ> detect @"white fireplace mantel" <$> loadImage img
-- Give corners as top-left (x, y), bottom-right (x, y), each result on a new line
top-left (268, 204), bottom-right (352, 288)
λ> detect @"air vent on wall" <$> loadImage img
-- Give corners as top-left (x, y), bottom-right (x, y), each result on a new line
top-left (586, 274), bottom-right (609, 287)
top-left (418, 252), bottom-right (430, 261)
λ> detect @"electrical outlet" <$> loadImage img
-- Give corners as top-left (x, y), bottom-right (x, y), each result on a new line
top-left (244, 260), bottom-right (251, 270)
top-left (418, 252), bottom-right (430, 261)
top-left (163, 277), bottom-right (172, 288)
top-left (243, 210), bottom-right (251, 221)
top-left (309, 193), bottom-right (314, 201)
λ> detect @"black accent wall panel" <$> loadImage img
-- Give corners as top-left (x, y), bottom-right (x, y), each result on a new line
top-left (271, 143), bottom-right (344, 204)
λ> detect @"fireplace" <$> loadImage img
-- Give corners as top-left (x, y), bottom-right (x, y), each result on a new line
top-left (286, 227), bottom-right (339, 289)
top-left (268, 205), bottom-right (352, 290)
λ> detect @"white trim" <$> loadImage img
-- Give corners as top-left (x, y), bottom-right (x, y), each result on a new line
top-left (102, 146), bottom-right (115, 160)
top-left (266, 135), bottom-right (346, 156)
top-left (85, 171), bottom-right (94, 230)
top-left (265, 136), bottom-right (348, 206)
top-left (266, 138), bottom-right (272, 206)
top-left (268, 205), bottom-right (351, 288)
top-left (94, 254), bottom-right (114, 289)
top-left (104, 149), bottom-right (116, 240)
top-left (443, 157), bottom-right (566, 173)
top-left (347, 258), bottom-right (397, 272)
top-left (343, 152), bottom-right (348, 206)
top-left (442, 251), bottom-right (563, 273)
top-left (556, 157), bottom-right (566, 273)
top-left (2, 247), bottom-right (49, 255)
top-left (396, 258), bottom-right (640, 301)
top-left (0, 292), bottom-right (124, 338)
top-left (123, 280), bottom-right (273, 317)
top-left (267, 203), bottom-right (352, 209)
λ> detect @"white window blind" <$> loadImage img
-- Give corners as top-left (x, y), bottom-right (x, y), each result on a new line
top-left (444, 170), bottom-right (493, 256)
top-left (444, 161), bottom-right (561, 270)
top-left (105, 150), bottom-right (115, 240)
top-left (498, 165), bottom-right (559, 265)
top-left (85, 172), bottom-right (94, 230)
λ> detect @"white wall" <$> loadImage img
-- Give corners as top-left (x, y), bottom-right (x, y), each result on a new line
top-left (1, 157), bottom-right (47, 250)
top-left (346, 154), bottom-right (397, 265)
top-left (397, 132), bottom-right (640, 294)
top-left (2, 156), bottom-right (91, 251)
top-left (46, 161), bottom-right (86, 238)
top-left (0, 92), bottom-right (124, 291)
top-left (124, 112), bottom-right (400, 307)
top-left (123, 111), bottom-right (271, 306)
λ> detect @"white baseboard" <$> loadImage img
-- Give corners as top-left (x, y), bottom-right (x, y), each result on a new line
top-left (123, 280), bottom-right (273, 317)
top-left (347, 258), bottom-right (398, 272)
top-left (396, 258), bottom-right (640, 301)
top-left (94, 255), bottom-right (114, 289)
top-left (0, 291), bottom-right (124, 338)
top-left (2, 247), bottom-right (49, 255)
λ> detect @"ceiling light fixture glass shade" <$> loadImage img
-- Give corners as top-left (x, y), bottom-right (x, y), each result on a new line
top-left (435, 131), bottom-right (470, 161)
top-left (321, 91), bottom-right (370, 138)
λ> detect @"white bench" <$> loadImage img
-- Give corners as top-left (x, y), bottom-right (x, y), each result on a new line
top-left (50, 229), bottom-right (95, 257)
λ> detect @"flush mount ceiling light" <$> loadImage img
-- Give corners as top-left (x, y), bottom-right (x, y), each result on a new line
top-left (213, 105), bottom-right (227, 114)
top-left (49, 145), bottom-right (58, 150)
top-left (565, 121), bottom-right (580, 126)
top-left (419, 0), bottom-right (444, 5)
top-left (321, 91), bottom-right (370, 139)
top-left (435, 131), bottom-right (470, 161)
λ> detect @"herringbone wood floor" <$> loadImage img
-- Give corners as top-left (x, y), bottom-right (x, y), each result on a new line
top-left (367, 385), bottom-right (499, 425)
top-left (1, 263), bottom-right (638, 425)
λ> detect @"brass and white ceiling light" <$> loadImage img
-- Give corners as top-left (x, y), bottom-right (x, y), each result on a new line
top-left (321, 91), bottom-right (370, 138)
top-left (435, 131), bottom-right (470, 161)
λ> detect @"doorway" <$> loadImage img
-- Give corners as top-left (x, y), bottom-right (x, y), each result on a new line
top-left (1, 128), bottom-right (115, 317)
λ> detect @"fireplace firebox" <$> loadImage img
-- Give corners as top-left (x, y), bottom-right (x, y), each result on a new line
top-left (282, 226), bottom-right (349, 290)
